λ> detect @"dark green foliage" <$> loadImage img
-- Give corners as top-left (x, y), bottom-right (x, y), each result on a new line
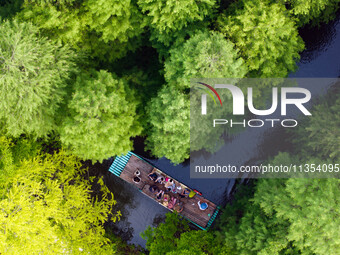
top-left (141, 213), bottom-right (223, 255)
top-left (0, 0), bottom-right (23, 19)
top-left (254, 178), bottom-right (340, 254)
top-left (284, 0), bottom-right (340, 26)
top-left (60, 70), bottom-right (142, 162)
top-left (0, 19), bottom-right (77, 138)
top-left (218, 0), bottom-right (305, 77)
top-left (293, 94), bottom-right (340, 161)
top-left (145, 87), bottom-right (190, 164)
top-left (141, 213), bottom-right (190, 255)
top-left (218, 91), bottom-right (340, 254)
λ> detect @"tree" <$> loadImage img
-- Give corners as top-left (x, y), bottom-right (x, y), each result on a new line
top-left (0, 149), bottom-right (121, 254)
top-left (254, 178), bottom-right (340, 254)
top-left (141, 213), bottom-right (189, 255)
top-left (164, 31), bottom-right (247, 90)
top-left (218, 0), bottom-right (304, 77)
top-left (283, 0), bottom-right (340, 26)
top-left (0, 0), bottom-right (23, 19)
top-left (145, 86), bottom-right (190, 164)
top-left (217, 183), bottom-right (298, 255)
top-left (0, 19), bottom-right (76, 137)
top-left (18, 0), bottom-right (145, 62)
top-left (138, 0), bottom-right (217, 45)
top-left (293, 94), bottom-right (340, 161)
top-left (167, 231), bottom-right (225, 255)
top-left (60, 70), bottom-right (142, 162)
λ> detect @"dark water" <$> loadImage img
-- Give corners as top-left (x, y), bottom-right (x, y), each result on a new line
top-left (104, 13), bottom-right (340, 247)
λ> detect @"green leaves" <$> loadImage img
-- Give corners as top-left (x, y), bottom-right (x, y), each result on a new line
top-left (19, 0), bottom-right (145, 62)
top-left (165, 31), bottom-right (247, 90)
top-left (0, 149), bottom-right (120, 254)
top-left (218, 0), bottom-right (304, 78)
top-left (60, 70), bottom-right (142, 162)
top-left (284, 0), bottom-right (340, 26)
top-left (141, 213), bottom-right (190, 255)
top-left (254, 178), bottom-right (340, 254)
top-left (294, 96), bottom-right (340, 160)
top-left (145, 87), bottom-right (190, 164)
top-left (138, 0), bottom-right (216, 44)
top-left (0, 19), bottom-right (77, 138)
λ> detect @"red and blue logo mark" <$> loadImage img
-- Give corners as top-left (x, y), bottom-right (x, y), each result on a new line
top-left (196, 82), bottom-right (223, 106)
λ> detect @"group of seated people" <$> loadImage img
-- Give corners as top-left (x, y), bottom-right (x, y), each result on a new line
top-left (147, 169), bottom-right (186, 212)
top-left (148, 185), bottom-right (184, 212)
top-left (134, 168), bottom-right (209, 212)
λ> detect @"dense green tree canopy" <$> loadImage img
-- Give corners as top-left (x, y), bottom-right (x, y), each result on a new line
top-left (0, 20), bottom-right (76, 137)
top-left (284, 0), bottom-right (340, 26)
top-left (0, 147), bottom-right (120, 254)
top-left (294, 95), bottom-right (340, 160)
top-left (60, 70), bottom-right (142, 162)
top-left (142, 213), bottom-right (225, 255)
top-left (138, 0), bottom-right (216, 45)
top-left (145, 87), bottom-right (190, 164)
top-left (141, 213), bottom-right (190, 255)
top-left (164, 31), bottom-right (247, 90)
top-left (254, 178), bottom-right (340, 254)
top-left (218, 0), bottom-right (305, 77)
top-left (19, 0), bottom-right (145, 61)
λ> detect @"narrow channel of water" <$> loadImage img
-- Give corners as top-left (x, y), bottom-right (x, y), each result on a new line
top-left (104, 13), bottom-right (340, 247)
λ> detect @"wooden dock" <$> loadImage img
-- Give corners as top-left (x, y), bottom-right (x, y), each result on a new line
top-left (109, 152), bottom-right (219, 230)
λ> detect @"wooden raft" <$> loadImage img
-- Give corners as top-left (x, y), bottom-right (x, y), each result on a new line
top-left (114, 154), bottom-right (218, 229)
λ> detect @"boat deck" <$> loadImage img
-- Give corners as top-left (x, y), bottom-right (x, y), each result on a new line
top-left (110, 153), bottom-right (219, 230)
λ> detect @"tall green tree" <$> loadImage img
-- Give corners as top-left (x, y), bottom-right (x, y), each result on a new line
top-left (0, 149), bottom-right (121, 254)
top-left (18, 0), bottom-right (145, 61)
top-left (145, 86), bottom-right (190, 164)
top-left (254, 178), bottom-right (340, 254)
top-left (283, 0), bottom-right (340, 26)
top-left (142, 213), bottom-right (225, 255)
top-left (218, 0), bottom-right (304, 77)
top-left (164, 31), bottom-right (247, 90)
top-left (60, 70), bottom-right (142, 162)
top-left (0, 19), bottom-right (76, 137)
top-left (293, 95), bottom-right (340, 161)
top-left (141, 213), bottom-right (190, 255)
top-left (138, 0), bottom-right (216, 45)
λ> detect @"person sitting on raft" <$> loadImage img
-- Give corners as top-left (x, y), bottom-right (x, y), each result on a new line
top-left (173, 202), bottom-right (184, 213)
top-left (149, 185), bottom-right (159, 194)
top-left (155, 190), bottom-right (164, 200)
top-left (148, 169), bottom-right (158, 182)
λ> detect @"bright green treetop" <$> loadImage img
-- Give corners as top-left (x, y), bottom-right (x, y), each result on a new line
top-left (164, 31), bottom-right (247, 90)
top-left (19, 0), bottom-right (145, 61)
top-left (218, 0), bottom-right (305, 77)
top-left (83, 0), bottom-right (145, 43)
top-left (145, 87), bottom-right (190, 164)
top-left (138, 0), bottom-right (216, 44)
top-left (0, 19), bottom-right (76, 137)
top-left (0, 149), bottom-right (121, 254)
top-left (60, 70), bottom-right (142, 162)
top-left (284, 0), bottom-right (340, 26)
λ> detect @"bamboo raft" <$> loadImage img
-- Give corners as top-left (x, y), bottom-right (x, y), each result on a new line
top-left (109, 152), bottom-right (220, 230)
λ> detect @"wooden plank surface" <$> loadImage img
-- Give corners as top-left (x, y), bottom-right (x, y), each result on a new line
top-left (119, 155), bottom-right (217, 228)
top-left (119, 155), bottom-right (153, 189)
